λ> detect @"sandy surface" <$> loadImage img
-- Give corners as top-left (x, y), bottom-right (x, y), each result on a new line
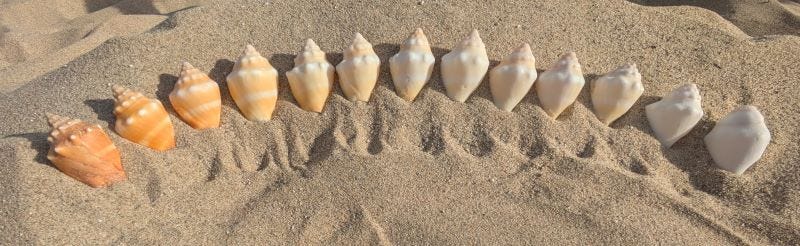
top-left (1, 0), bottom-right (799, 244)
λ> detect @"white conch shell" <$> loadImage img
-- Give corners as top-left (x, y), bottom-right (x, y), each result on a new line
top-left (441, 29), bottom-right (490, 102)
top-left (645, 84), bottom-right (703, 148)
top-left (591, 63), bottom-right (644, 125)
top-left (336, 33), bottom-right (380, 102)
top-left (535, 52), bottom-right (585, 118)
top-left (704, 106), bottom-right (771, 174)
top-left (286, 39), bottom-right (334, 113)
top-left (389, 28), bottom-right (435, 102)
top-left (489, 43), bottom-right (537, 111)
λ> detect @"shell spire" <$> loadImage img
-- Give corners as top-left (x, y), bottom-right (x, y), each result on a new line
top-left (169, 62), bottom-right (222, 129)
top-left (441, 29), bottom-right (490, 102)
top-left (590, 63), bottom-right (644, 125)
top-left (46, 113), bottom-right (126, 187)
top-left (336, 33), bottom-right (380, 102)
top-left (226, 44), bottom-right (279, 121)
top-left (645, 84), bottom-right (703, 148)
top-left (286, 38), bottom-right (334, 113)
top-left (112, 85), bottom-right (176, 150)
top-left (389, 28), bottom-right (435, 102)
top-left (489, 43), bottom-right (537, 111)
top-left (535, 52), bottom-right (586, 118)
top-left (704, 106), bottom-right (771, 174)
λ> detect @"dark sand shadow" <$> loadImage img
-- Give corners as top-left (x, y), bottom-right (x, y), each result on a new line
top-left (83, 98), bottom-right (116, 128)
top-left (628, 0), bottom-right (800, 36)
top-left (3, 132), bottom-right (51, 166)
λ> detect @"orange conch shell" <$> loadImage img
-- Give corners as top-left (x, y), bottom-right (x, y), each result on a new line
top-left (112, 85), bottom-right (176, 150)
top-left (46, 113), bottom-right (126, 188)
top-left (169, 62), bottom-right (222, 129)
top-left (227, 45), bottom-right (279, 121)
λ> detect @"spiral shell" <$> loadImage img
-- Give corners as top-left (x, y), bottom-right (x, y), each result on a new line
top-left (46, 113), bottom-right (126, 188)
top-left (112, 85), bottom-right (176, 151)
top-left (704, 106), bottom-right (771, 174)
top-left (489, 43), bottom-right (537, 112)
top-left (591, 63), bottom-right (644, 125)
top-left (389, 28), bottom-right (435, 102)
top-left (227, 45), bottom-right (279, 121)
top-left (286, 39), bottom-right (334, 113)
top-left (645, 83), bottom-right (703, 148)
top-left (169, 62), bottom-right (221, 129)
top-left (336, 33), bottom-right (380, 102)
top-left (535, 52), bottom-right (585, 118)
top-left (441, 29), bottom-right (490, 103)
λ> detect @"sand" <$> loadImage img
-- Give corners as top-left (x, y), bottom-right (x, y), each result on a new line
top-left (1, 0), bottom-right (799, 244)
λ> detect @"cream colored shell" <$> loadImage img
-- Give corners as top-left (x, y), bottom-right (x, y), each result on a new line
top-left (704, 106), bottom-right (771, 174)
top-left (441, 29), bottom-right (490, 103)
top-left (535, 52), bottom-right (585, 118)
top-left (336, 33), bottom-right (380, 102)
top-left (389, 28), bottom-right (435, 102)
top-left (645, 83), bottom-right (703, 148)
top-left (591, 63), bottom-right (644, 125)
top-left (489, 43), bottom-right (537, 112)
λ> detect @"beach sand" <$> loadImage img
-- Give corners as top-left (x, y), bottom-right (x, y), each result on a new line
top-left (1, 0), bottom-right (799, 244)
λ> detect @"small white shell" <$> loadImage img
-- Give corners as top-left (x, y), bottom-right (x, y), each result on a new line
top-left (389, 28), bottom-right (435, 102)
top-left (591, 63), bottom-right (644, 125)
top-left (535, 52), bottom-right (585, 118)
top-left (336, 33), bottom-right (380, 102)
top-left (489, 43), bottom-right (537, 112)
top-left (704, 106), bottom-right (771, 174)
top-left (441, 29), bottom-right (490, 103)
top-left (645, 83), bottom-right (703, 148)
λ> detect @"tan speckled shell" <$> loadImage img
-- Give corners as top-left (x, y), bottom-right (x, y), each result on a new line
top-left (46, 113), bottom-right (126, 188)
top-left (169, 62), bottom-right (221, 129)
top-left (112, 85), bottom-right (176, 150)
top-left (226, 45), bottom-right (279, 121)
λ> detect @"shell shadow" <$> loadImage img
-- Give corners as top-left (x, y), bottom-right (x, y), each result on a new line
top-left (661, 117), bottom-right (726, 195)
top-left (83, 98), bottom-right (116, 128)
top-left (566, 73), bottom-right (601, 120)
top-left (208, 59), bottom-right (237, 111)
top-left (270, 53), bottom-right (301, 107)
top-left (612, 95), bottom-right (660, 132)
top-left (4, 132), bottom-right (51, 166)
top-left (156, 73), bottom-right (178, 113)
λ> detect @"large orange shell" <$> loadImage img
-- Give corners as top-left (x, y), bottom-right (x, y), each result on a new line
top-left (112, 85), bottom-right (176, 151)
top-left (226, 45), bottom-right (279, 121)
top-left (46, 113), bottom-right (126, 188)
top-left (169, 62), bottom-right (222, 129)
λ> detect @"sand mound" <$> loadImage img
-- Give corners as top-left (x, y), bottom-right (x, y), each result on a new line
top-left (1, 0), bottom-right (799, 244)
top-left (629, 0), bottom-right (800, 36)
top-left (0, 0), bottom-right (206, 93)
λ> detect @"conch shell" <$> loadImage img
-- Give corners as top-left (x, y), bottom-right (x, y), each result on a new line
top-left (489, 43), bottom-right (537, 111)
top-left (704, 106), bottom-right (771, 174)
top-left (226, 45), bottom-right (279, 121)
top-left (441, 29), bottom-right (490, 102)
top-left (169, 62), bottom-right (221, 129)
top-left (112, 85), bottom-right (176, 151)
top-left (645, 83), bottom-right (703, 148)
top-left (46, 113), bottom-right (126, 187)
top-left (591, 63), bottom-right (644, 125)
top-left (389, 28), bottom-right (435, 102)
top-left (286, 39), bottom-right (334, 112)
top-left (535, 52), bottom-right (585, 118)
top-left (336, 33), bottom-right (380, 102)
